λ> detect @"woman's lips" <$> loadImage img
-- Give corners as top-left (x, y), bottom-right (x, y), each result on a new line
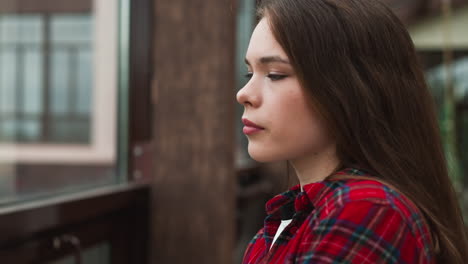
top-left (243, 126), bottom-right (263, 135)
top-left (242, 118), bottom-right (265, 135)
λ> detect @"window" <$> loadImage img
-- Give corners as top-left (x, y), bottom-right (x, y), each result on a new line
top-left (0, 0), bottom-right (122, 204)
top-left (0, 0), bottom-right (151, 263)
top-left (0, 14), bottom-right (94, 144)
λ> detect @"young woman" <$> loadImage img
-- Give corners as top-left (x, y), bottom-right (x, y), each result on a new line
top-left (236, 0), bottom-right (468, 263)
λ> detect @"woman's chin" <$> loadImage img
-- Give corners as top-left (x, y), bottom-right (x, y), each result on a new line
top-left (248, 149), bottom-right (283, 163)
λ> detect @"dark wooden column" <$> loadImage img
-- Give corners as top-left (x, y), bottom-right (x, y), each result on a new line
top-left (151, 1), bottom-right (236, 263)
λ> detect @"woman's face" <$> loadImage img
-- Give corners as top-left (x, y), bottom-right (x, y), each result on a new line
top-left (236, 18), bottom-right (336, 163)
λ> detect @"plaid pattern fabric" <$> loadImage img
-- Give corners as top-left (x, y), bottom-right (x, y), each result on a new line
top-left (242, 167), bottom-right (434, 264)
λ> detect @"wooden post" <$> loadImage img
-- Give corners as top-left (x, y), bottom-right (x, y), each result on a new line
top-left (150, 0), bottom-right (236, 263)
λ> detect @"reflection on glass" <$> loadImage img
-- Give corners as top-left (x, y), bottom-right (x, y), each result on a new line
top-left (50, 242), bottom-right (110, 264)
top-left (0, 0), bottom-right (121, 205)
top-left (0, 14), bottom-right (92, 143)
top-left (49, 15), bottom-right (92, 143)
top-left (410, 5), bottom-right (468, 219)
top-left (425, 54), bottom-right (468, 218)
top-left (235, 0), bottom-right (255, 169)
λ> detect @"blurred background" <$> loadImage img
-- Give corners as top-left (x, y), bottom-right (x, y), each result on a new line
top-left (0, 0), bottom-right (467, 263)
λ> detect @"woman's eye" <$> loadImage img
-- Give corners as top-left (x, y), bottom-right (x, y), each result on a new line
top-left (267, 74), bottom-right (287, 81)
top-left (244, 73), bottom-right (253, 80)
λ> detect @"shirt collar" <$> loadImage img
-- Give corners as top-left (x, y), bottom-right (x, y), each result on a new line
top-left (264, 167), bottom-right (369, 218)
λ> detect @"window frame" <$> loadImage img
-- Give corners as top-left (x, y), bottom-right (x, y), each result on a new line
top-left (0, 0), bottom-right (154, 262)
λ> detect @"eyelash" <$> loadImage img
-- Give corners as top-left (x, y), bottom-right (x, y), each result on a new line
top-left (244, 73), bottom-right (287, 81)
top-left (267, 74), bottom-right (287, 81)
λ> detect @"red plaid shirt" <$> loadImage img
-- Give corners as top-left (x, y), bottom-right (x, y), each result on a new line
top-left (242, 168), bottom-right (434, 264)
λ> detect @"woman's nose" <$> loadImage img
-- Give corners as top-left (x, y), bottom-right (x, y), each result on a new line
top-left (236, 81), bottom-right (260, 107)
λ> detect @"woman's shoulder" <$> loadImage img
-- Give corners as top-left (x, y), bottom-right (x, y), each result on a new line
top-left (301, 178), bottom-right (434, 263)
top-left (315, 177), bottom-right (417, 217)
top-left (310, 176), bottom-right (430, 241)
top-left (320, 177), bottom-right (403, 206)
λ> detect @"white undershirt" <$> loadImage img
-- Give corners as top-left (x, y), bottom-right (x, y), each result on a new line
top-left (270, 219), bottom-right (293, 250)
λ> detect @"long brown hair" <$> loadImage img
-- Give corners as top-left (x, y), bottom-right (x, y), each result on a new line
top-left (257, 0), bottom-right (468, 262)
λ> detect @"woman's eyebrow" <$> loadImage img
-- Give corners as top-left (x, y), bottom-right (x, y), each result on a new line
top-left (244, 56), bottom-right (290, 66)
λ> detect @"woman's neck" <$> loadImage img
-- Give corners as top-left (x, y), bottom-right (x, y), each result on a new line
top-left (290, 145), bottom-right (340, 191)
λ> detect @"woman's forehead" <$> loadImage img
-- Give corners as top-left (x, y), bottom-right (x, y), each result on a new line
top-left (245, 18), bottom-right (288, 65)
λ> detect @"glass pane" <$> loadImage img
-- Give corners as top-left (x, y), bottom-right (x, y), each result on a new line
top-left (49, 15), bottom-right (93, 144)
top-left (0, 48), bottom-right (17, 114)
top-left (49, 242), bottom-right (110, 264)
top-left (49, 117), bottom-right (91, 143)
top-left (23, 49), bottom-right (44, 114)
top-left (410, 3), bottom-right (468, 218)
top-left (51, 15), bottom-right (93, 44)
top-left (235, 0), bottom-right (255, 170)
top-left (423, 53), bottom-right (468, 218)
top-left (51, 50), bottom-right (71, 116)
top-left (0, 15), bottom-right (43, 44)
top-left (77, 51), bottom-right (92, 115)
top-left (0, 0), bottom-right (125, 205)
